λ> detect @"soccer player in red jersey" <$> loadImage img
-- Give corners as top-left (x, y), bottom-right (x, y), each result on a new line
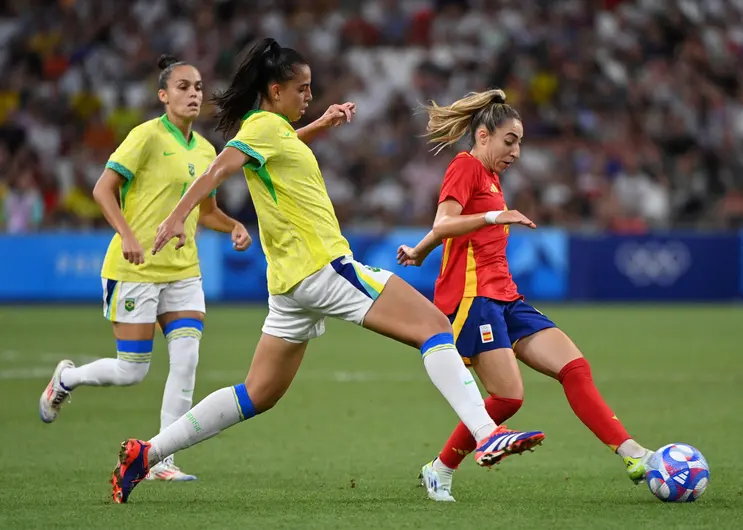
top-left (398, 89), bottom-right (653, 502)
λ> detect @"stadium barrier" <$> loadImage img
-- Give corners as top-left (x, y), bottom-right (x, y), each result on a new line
top-left (0, 230), bottom-right (739, 302)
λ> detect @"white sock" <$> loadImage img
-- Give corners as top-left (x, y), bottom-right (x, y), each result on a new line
top-left (433, 457), bottom-right (455, 475)
top-left (148, 384), bottom-right (255, 466)
top-left (60, 340), bottom-right (152, 389)
top-left (422, 339), bottom-right (496, 443)
top-left (617, 439), bottom-right (646, 459)
top-left (160, 335), bottom-right (200, 431)
top-left (158, 320), bottom-right (203, 465)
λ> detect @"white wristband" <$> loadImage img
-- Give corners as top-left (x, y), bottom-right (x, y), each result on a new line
top-left (484, 210), bottom-right (505, 224)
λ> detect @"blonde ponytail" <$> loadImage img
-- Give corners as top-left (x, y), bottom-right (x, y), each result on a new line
top-left (422, 89), bottom-right (517, 154)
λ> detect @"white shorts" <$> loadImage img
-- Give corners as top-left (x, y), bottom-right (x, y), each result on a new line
top-left (102, 276), bottom-right (206, 324)
top-left (262, 256), bottom-right (394, 342)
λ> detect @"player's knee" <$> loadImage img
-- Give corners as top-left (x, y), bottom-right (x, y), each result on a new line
top-left (115, 339), bottom-right (153, 385)
top-left (168, 345), bottom-right (199, 374)
top-left (243, 377), bottom-right (285, 414)
top-left (114, 359), bottom-right (150, 385)
top-left (164, 318), bottom-right (203, 374)
top-left (415, 308), bottom-right (453, 349)
top-left (247, 392), bottom-right (282, 414)
top-left (484, 378), bottom-right (524, 401)
top-left (557, 356), bottom-right (591, 384)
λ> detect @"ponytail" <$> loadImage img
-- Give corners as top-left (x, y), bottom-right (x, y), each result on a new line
top-left (422, 89), bottom-right (520, 154)
top-left (212, 38), bottom-right (308, 137)
top-left (157, 54), bottom-right (189, 89)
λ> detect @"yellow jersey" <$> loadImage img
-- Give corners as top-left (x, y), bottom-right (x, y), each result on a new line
top-left (225, 110), bottom-right (351, 294)
top-left (101, 114), bottom-right (217, 283)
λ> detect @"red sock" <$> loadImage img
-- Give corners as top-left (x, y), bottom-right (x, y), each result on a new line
top-left (437, 396), bottom-right (523, 469)
top-left (558, 358), bottom-right (631, 451)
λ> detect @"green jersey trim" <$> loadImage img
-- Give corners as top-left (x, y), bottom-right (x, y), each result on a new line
top-left (160, 114), bottom-right (198, 150)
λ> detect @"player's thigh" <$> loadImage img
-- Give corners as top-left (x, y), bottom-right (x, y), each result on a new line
top-left (102, 278), bottom-right (157, 340)
top-left (157, 277), bottom-right (206, 321)
top-left (471, 349), bottom-right (524, 399)
top-left (292, 256), bottom-right (449, 349)
top-left (453, 297), bottom-right (523, 398)
top-left (245, 333), bottom-right (308, 413)
top-left (263, 291), bottom-right (326, 344)
top-left (504, 300), bottom-right (557, 351)
top-left (514, 327), bottom-right (583, 379)
top-left (363, 275), bottom-right (451, 349)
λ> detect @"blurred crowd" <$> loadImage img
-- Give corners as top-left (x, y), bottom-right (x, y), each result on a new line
top-left (3, 0), bottom-right (743, 234)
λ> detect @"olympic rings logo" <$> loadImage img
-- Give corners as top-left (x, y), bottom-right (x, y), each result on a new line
top-left (614, 241), bottom-right (691, 287)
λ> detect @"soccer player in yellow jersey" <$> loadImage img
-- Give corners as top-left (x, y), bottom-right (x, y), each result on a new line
top-left (110, 39), bottom-right (544, 504)
top-left (39, 55), bottom-right (251, 482)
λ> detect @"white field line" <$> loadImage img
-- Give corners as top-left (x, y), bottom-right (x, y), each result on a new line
top-left (1, 350), bottom-right (740, 384)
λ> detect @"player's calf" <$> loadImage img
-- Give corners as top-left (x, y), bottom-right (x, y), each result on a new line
top-left (57, 339), bottom-right (153, 388)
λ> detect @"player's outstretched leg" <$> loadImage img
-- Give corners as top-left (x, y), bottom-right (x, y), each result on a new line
top-left (112, 334), bottom-right (307, 503)
top-left (361, 276), bottom-right (545, 470)
top-left (147, 314), bottom-right (203, 482)
top-left (516, 327), bottom-right (653, 483)
top-left (41, 322), bottom-right (156, 423)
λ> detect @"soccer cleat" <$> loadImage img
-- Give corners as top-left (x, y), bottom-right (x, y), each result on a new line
top-left (625, 449), bottom-right (654, 485)
top-left (146, 457), bottom-right (197, 482)
top-left (39, 360), bottom-right (75, 423)
top-left (111, 439), bottom-right (151, 504)
top-left (474, 425), bottom-right (545, 467)
top-left (418, 460), bottom-right (455, 502)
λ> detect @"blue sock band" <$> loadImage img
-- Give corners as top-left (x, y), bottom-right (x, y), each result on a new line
top-left (420, 332), bottom-right (456, 358)
top-left (116, 339), bottom-right (154, 353)
top-left (232, 383), bottom-right (257, 420)
top-left (116, 339), bottom-right (153, 364)
top-left (162, 318), bottom-right (204, 336)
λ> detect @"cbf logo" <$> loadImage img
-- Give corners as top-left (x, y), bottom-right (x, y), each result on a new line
top-left (188, 163), bottom-right (195, 177)
top-left (615, 241), bottom-right (691, 287)
top-left (124, 298), bottom-right (136, 312)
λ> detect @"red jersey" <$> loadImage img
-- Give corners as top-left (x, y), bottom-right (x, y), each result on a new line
top-left (433, 152), bottom-right (521, 315)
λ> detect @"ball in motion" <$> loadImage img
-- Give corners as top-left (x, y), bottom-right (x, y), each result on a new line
top-left (646, 443), bottom-right (709, 502)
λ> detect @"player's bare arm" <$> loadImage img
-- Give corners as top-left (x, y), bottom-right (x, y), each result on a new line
top-left (198, 196), bottom-right (251, 251)
top-left (153, 147), bottom-right (247, 254)
top-left (432, 199), bottom-right (535, 241)
top-left (397, 230), bottom-right (442, 267)
top-left (296, 102), bottom-right (356, 144)
top-left (93, 168), bottom-right (144, 265)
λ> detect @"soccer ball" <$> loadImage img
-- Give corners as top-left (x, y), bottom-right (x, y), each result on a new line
top-left (646, 443), bottom-right (709, 502)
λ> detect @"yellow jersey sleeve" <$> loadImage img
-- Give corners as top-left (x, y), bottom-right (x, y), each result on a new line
top-left (224, 111), bottom-right (284, 170)
top-left (105, 124), bottom-right (151, 181)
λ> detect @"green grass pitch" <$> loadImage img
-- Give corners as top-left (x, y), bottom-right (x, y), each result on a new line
top-left (0, 304), bottom-right (741, 529)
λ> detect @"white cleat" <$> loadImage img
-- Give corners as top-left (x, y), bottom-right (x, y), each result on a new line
top-left (39, 360), bottom-right (74, 423)
top-left (419, 460), bottom-right (456, 502)
top-left (146, 457), bottom-right (197, 482)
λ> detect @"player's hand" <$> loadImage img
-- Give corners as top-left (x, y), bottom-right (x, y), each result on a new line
top-left (121, 234), bottom-right (145, 265)
top-left (491, 210), bottom-right (537, 229)
top-left (153, 215), bottom-right (187, 255)
top-left (397, 245), bottom-right (424, 267)
top-left (231, 223), bottom-right (251, 251)
top-left (321, 102), bottom-right (356, 128)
